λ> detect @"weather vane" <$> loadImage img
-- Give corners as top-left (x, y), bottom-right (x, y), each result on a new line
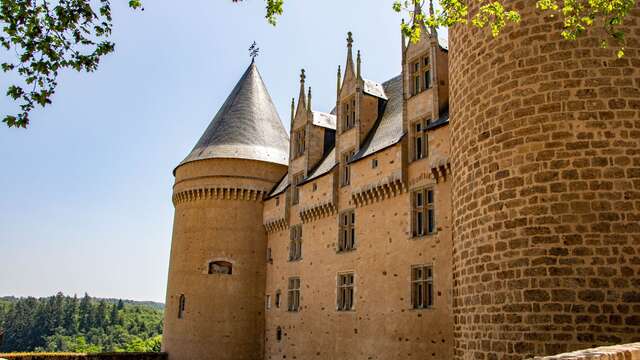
top-left (249, 41), bottom-right (260, 61)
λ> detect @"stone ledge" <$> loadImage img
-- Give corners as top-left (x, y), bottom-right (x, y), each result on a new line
top-left (530, 343), bottom-right (640, 359)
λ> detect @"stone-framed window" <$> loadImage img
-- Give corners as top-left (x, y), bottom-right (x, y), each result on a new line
top-left (412, 120), bottom-right (426, 161)
top-left (341, 149), bottom-right (355, 187)
top-left (412, 61), bottom-right (421, 96)
top-left (412, 188), bottom-right (435, 237)
top-left (338, 210), bottom-right (356, 252)
top-left (275, 290), bottom-right (281, 308)
top-left (371, 158), bottom-right (378, 168)
top-left (287, 277), bottom-right (301, 312)
top-left (276, 326), bottom-right (283, 341)
top-left (178, 294), bottom-right (185, 319)
top-left (342, 97), bottom-right (356, 131)
top-left (289, 225), bottom-right (302, 261)
top-left (208, 260), bottom-right (232, 275)
top-left (291, 172), bottom-right (304, 205)
top-left (423, 56), bottom-right (431, 90)
top-left (293, 127), bottom-right (306, 158)
top-left (337, 272), bottom-right (355, 311)
top-left (266, 295), bottom-right (272, 310)
top-left (411, 265), bottom-right (434, 309)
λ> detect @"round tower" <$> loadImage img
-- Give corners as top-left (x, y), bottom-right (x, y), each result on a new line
top-left (163, 62), bottom-right (289, 360)
top-left (449, 1), bottom-right (640, 359)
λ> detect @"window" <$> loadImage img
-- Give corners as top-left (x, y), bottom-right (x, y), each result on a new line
top-left (372, 158), bottom-right (378, 168)
top-left (412, 188), bottom-right (436, 237)
top-left (276, 326), bottom-right (282, 341)
top-left (178, 294), bottom-right (185, 319)
top-left (411, 265), bottom-right (434, 309)
top-left (341, 150), bottom-right (355, 186)
top-left (337, 273), bottom-right (355, 311)
top-left (208, 260), bottom-right (232, 275)
top-left (267, 247), bottom-right (273, 263)
top-left (289, 225), bottom-right (302, 261)
top-left (312, 183), bottom-right (318, 191)
top-left (291, 173), bottom-right (303, 205)
top-left (275, 290), bottom-right (281, 308)
top-left (338, 210), bottom-right (356, 252)
top-left (343, 98), bottom-right (356, 131)
top-left (413, 121), bottom-right (425, 161)
top-left (287, 277), bottom-right (301, 312)
top-left (423, 56), bottom-right (431, 90)
top-left (412, 61), bottom-right (421, 95)
top-left (266, 295), bottom-right (272, 310)
top-left (293, 128), bottom-right (306, 158)
top-left (275, 197), bottom-right (280, 206)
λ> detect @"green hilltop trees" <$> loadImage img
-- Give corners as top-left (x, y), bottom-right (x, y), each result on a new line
top-left (0, 292), bottom-right (163, 354)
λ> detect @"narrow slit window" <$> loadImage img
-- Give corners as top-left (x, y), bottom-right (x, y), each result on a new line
top-left (178, 294), bottom-right (185, 319)
top-left (413, 121), bottom-right (424, 161)
top-left (275, 290), bottom-right (281, 308)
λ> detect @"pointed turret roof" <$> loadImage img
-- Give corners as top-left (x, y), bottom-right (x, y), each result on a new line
top-left (177, 62), bottom-right (290, 170)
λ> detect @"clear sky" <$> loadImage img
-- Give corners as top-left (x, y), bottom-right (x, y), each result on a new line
top-left (0, 0), bottom-right (446, 303)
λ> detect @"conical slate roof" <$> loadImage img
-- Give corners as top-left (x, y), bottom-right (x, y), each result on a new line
top-left (178, 62), bottom-right (289, 170)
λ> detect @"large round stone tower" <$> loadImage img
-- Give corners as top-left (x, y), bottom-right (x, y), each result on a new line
top-left (449, 1), bottom-right (640, 359)
top-left (163, 61), bottom-right (289, 360)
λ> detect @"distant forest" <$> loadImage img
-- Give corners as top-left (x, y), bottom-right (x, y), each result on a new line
top-left (0, 293), bottom-right (164, 353)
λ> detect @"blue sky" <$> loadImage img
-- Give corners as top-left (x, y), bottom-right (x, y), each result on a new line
top-left (0, 0), bottom-right (446, 302)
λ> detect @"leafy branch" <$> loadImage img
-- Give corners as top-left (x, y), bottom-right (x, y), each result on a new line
top-left (0, 0), bottom-right (142, 128)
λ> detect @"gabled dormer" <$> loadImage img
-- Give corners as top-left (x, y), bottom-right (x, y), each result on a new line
top-left (402, 0), bottom-right (449, 163)
top-left (335, 32), bottom-right (388, 187)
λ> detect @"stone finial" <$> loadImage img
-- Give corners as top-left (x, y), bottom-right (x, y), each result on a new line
top-left (347, 31), bottom-right (353, 48)
top-left (290, 97), bottom-right (295, 124)
top-left (307, 87), bottom-right (312, 111)
top-left (300, 68), bottom-right (306, 84)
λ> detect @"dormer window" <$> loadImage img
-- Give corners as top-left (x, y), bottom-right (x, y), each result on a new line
top-left (411, 55), bottom-right (432, 96)
top-left (293, 128), bottom-right (305, 158)
top-left (343, 98), bottom-right (356, 131)
top-left (412, 62), bottom-right (421, 96)
top-left (423, 56), bottom-right (431, 90)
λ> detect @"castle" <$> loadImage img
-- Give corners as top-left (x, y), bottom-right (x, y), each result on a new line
top-left (162, 1), bottom-right (640, 359)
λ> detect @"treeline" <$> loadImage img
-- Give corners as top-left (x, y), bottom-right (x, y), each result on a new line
top-left (0, 293), bottom-right (163, 353)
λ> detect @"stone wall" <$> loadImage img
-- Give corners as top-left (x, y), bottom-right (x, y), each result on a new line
top-left (449, 0), bottom-right (640, 359)
top-left (0, 353), bottom-right (166, 360)
top-left (530, 343), bottom-right (640, 359)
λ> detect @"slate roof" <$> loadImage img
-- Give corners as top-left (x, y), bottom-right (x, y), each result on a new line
top-left (363, 79), bottom-right (388, 99)
top-left (312, 111), bottom-right (336, 129)
top-left (177, 62), bottom-right (289, 171)
top-left (269, 174), bottom-right (290, 197)
top-left (303, 148), bottom-right (337, 184)
top-left (426, 108), bottom-right (449, 130)
top-left (352, 74), bottom-right (404, 161)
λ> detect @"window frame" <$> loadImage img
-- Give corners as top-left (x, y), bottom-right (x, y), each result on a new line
top-left (288, 225), bottom-right (302, 261)
top-left (412, 188), bottom-right (436, 237)
top-left (411, 265), bottom-right (434, 310)
top-left (412, 120), bottom-right (426, 161)
top-left (336, 272), bottom-right (355, 311)
top-left (287, 277), bottom-right (301, 312)
top-left (293, 127), bottom-right (306, 158)
top-left (341, 149), bottom-right (355, 187)
top-left (291, 172), bottom-right (304, 205)
top-left (338, 210), bottom-right (356, 252)
top-left (423, 56), bottom-right (431, 90)
top-left (342, 97), bottom-right (356, 132)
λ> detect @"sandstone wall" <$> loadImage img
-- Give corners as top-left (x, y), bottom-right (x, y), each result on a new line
top-left (449, 0), bottom-right (640, 359)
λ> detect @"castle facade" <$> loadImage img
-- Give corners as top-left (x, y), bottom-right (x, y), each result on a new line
top-left (162, 1), bottom-right (640, 359)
